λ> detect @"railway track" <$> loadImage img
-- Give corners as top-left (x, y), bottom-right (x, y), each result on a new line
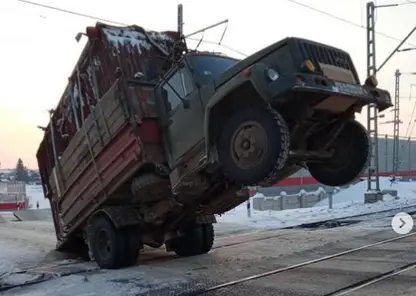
top-left (291, 203), bottom-right (416, 229)
top-left (2, 206), bottom-right (416, 293)
top-left (0, 229), bottom-right (293, 292)
top-left (180, 231), bottom-right (416, 296)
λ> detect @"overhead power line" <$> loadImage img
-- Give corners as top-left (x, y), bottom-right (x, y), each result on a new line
top-left (14, 0), bottom-right (416, 53)
top-left (13, 0), bottom-right (245, 56)
top-left (288, 0), bottom-right (416, 47)
top-left (15, 0), bottom-right (126, 26)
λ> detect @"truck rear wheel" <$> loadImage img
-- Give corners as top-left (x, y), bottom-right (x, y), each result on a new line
top-left (88, 216), bottom-right (140, 269)
top-left (171, 223), bottom-right (214, 257)
top-left (218, 105), bottom-right (290, 186)
top-left (307, 120), bottom-right (370, 186)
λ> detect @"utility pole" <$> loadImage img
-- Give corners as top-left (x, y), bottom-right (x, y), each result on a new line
top-left (408, 137), bottom-right (411, 176)
top-left (392, 69), bottom-right (401, 176)
top-left (364, 1), bottom-right (416, 203)
top-left (178, 4), bottom-right (184, 36)
top-left (366, 1), bottom-right (380, 196)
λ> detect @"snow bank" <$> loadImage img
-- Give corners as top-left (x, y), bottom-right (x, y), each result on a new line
top-left (218, 178), bottom-right (416, 229)
top-left (26, 185), bottom-right (50, 209)
top-left (315, 177), bottom-right (416, 207)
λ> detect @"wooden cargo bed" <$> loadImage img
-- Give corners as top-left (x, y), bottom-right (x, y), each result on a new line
top-left (46, 79), bottom-right (164, 248)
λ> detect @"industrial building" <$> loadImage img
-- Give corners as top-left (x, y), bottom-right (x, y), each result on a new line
top-left (257, 134), bottom-right (416, 195)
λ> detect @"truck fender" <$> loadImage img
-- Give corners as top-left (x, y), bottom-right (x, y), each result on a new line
top-left (88, 206), bottom-right (142, 229)
top-left (204, 78), bottom-right (268, 161)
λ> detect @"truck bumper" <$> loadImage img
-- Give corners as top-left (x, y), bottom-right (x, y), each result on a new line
top-left (268, 73), bottom-right (393, 112)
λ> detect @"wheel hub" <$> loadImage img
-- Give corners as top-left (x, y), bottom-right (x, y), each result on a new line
top-left (230, 121), bottom-right (268, 170)
top-left (326, 137), bottom-right (351, 171)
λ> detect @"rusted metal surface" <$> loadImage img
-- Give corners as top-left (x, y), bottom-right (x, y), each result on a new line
top-left (37, 22), bottom-right (183, 197)
top-left (51, 87), bottom-right (166, 247)
top-left (55, 123), bottom-right (142, 247)
top-left (36, 22), bottom-right (183, 247)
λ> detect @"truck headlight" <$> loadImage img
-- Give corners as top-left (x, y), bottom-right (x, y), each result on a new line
top-left (266, 68), bottom-right (279, 81)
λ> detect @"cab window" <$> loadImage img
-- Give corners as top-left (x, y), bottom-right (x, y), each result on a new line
top-left (162, 68), bottom-right (194, 112)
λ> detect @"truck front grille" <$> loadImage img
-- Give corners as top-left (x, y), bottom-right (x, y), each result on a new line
top-left (298, 42), bottom-right (359, 83)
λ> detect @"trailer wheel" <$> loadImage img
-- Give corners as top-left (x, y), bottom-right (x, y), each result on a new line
top-left (307, 120), bottom-right (370, 187)
top-left (88, 216), bottom-right (137, 269)
top-left (171, 223), bottom-right (214, 257)
top-left (217, 105), bottom-right (290, 186)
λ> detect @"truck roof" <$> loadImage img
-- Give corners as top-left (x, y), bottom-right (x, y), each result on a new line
top-left (36, 22), bottom-right (184, 163)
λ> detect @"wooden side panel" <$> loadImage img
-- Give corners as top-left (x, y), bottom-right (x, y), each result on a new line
top-left (45, 80), bottom-right (166, 246)
top-left (48, 81), bottom-right (129, 199)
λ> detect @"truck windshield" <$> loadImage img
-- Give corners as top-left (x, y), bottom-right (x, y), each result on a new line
top-left (188, 55), bottom-right (239, 85)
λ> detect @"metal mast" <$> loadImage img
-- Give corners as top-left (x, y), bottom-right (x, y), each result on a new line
top-left (366, 1), bottom-right (380, 192)
top-left (392, 69), bottom-right (401, 176)
top-left (178, 4), bottom-right (184, 36)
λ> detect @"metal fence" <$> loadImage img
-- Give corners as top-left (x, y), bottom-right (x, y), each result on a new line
top-left (0, 181), bottom-right (26, 194)
top-left (376, 134), bottom-right (416, 173)
top-left (0, 182), bottom-right (26, 203)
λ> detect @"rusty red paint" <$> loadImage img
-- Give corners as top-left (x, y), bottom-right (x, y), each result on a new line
top-left (35, 23), bottom-right (185, 245)
top-left (0, 202), bottom-right (26, 211)
top-left (37, 22), bottom-right (184, 182)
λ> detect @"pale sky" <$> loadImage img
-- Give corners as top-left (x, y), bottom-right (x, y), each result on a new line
top-left (1, 0), bottom-right (416, 169)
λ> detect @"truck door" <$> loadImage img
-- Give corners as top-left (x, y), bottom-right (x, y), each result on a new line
top-left (158, 65), bottom-right (204, 168)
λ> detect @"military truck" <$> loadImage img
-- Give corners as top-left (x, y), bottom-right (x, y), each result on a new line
top-left (36, 22), bottom-right (392, 269)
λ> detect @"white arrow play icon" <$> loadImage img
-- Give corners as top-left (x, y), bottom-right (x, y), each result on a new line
top-left (392, 212), bottom-right (414, 235)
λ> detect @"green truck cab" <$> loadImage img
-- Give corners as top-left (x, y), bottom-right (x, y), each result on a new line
top-left (38, 23), bottom-right (393, 270)
top-left (155, 37), bottom-right (392, 194)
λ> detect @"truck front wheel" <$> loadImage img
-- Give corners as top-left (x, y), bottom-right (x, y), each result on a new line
top-left (88, 216), bottom-right (140, 269)
top-left (217, 105), bottom-right (290, 186)
top-left (307, 120), bottom-right (370, 187)
top-left (170, 223), bottom-right (214, 257)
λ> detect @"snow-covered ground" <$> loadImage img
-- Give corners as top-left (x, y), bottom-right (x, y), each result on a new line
top-left (2, 177), bottom-right (416, 295)
top-left (26, 185), bottom-right (49, 209)
top-left (217, 177), bottom-right (416, 228)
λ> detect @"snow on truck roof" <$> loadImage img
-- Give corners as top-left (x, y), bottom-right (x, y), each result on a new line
top-left (47, 22), bottom-right (181, 117)
top-left (36, 22), bottom-right (184, 159)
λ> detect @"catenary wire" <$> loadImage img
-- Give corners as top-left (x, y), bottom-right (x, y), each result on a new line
top-left (13, 0), bottom-right (416, 49)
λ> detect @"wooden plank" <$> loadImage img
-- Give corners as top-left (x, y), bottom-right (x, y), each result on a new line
top-left (59, 81), bottom-right (122, 170)
top-left (61, 104), bottom-right (127, 178)
top-left (62, 112), bottom-right (128, 190)
top-left (60, 84), bottom-right (127, 178)
top-left (47, 80), bottom-right (129, 204)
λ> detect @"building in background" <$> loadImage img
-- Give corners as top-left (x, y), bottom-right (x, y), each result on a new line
top-left (0, 181), bottom-right (27, 211)
top-left (254, 135), bottom-right (416, 196)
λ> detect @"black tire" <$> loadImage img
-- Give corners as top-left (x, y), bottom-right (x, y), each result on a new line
top-left (171, 223), bottom-right (215, 257)
top-left (308, 120), bottom-right (370, 187)
top-left (88, 216), bottom-right (138, 269)
top-left (217, 105), bottom-right (290, 186)
top-left (131, 173), bottom-right (170, 202)
top-left (120, 226), bottom-right (141, 267)
top-left (200, 223), bottom-right (215, 254)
